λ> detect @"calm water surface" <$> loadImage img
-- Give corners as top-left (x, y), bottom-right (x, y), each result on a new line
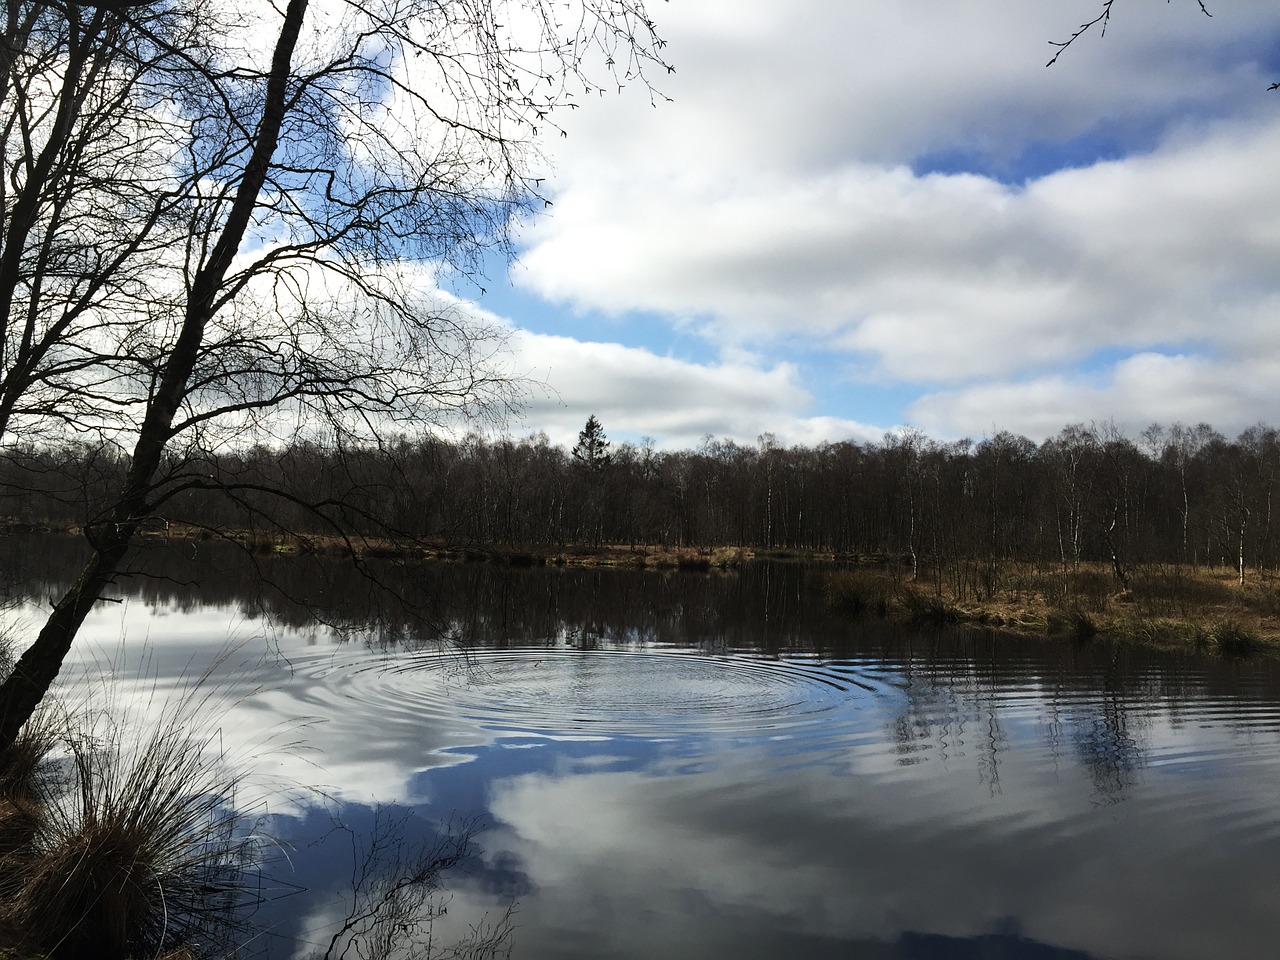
top-left (7, 537), bottom-right (1280, 959)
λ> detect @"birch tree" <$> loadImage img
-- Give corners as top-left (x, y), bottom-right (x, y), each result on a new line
top-left (0, 0), bottom-right (668, 749)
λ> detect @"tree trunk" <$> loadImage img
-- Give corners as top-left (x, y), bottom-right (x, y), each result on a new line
top-left (0, 0), bottom-right (310, 753)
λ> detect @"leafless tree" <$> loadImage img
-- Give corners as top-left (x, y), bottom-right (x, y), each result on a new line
top-left (0, 0), bottom-right (669, 749)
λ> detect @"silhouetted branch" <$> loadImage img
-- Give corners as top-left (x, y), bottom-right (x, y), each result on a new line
top-left (1048, 0), bottom-right (1212, 68)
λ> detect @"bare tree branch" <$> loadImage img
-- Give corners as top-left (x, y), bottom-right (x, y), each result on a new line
top-left (1048, 0), bottom-right (1212, 68)
top-left (0, 0), bottom-right (670, 747)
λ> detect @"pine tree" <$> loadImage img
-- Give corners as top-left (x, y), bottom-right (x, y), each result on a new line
top-left (572, 415), bottom-right (612, 471)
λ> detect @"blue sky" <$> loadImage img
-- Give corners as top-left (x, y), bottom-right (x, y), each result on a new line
top-left (451, 1), bottom-right (1280, 451)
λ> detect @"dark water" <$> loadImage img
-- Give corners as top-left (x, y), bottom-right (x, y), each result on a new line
top-left (7, 536), bottom-right (1280, 959)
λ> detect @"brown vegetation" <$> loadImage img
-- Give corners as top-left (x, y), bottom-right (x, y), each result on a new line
top-left (822, 561), bottom-right (1280, 656)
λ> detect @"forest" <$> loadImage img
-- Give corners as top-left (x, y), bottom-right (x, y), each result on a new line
top-left (5, 418), bottom-right (1277, 601)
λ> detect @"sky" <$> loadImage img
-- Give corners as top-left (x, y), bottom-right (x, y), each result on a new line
top-left (453, 0), bottom-right (1280, 451)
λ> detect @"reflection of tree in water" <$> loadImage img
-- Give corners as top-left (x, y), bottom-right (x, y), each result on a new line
top-left (299, 810), bottom-right (515, 960)
top-left (880, 634), bottom-right (1162, 803)
top-left (889, 634), bottom-right (1009, 795)
top-left (1069, 672), bottom-right (1146, 805)
top-left (8, 535), bottom-right (1280, 790)
top-left (246, 804), bottom-right (516, 960)
top-left (1032, 649), bottom-right (1151, 805)
top-left (5, 537), bottom-right (829, 654)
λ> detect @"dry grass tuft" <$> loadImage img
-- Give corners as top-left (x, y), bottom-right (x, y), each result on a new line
top-left (1046, 606), bottom-right (1099, 642)
top-left (0, 709), bottom-right (59, 874)
top-left (896, 587), bottom-right (962, 626)
top-left (0, 657), bottom-right (276, 960)
top-left (1195, 620), bottom-right (1266, 659)
top-left (5, 726), bottom-right (250, 959)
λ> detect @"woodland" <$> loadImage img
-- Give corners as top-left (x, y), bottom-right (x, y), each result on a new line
top-left (7, 418), bottom-right (1279, 601)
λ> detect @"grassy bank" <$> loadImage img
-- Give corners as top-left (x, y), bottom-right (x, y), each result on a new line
top-left (821, 563), bottom-right (1280, 656)
top-left (12, 520), bottom-right (765, 570)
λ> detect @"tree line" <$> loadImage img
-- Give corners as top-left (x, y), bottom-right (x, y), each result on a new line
top-left (8, 418), bottom-right (1280, 591)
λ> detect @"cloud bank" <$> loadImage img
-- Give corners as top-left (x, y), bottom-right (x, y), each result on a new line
top-left (486, 1), bottom-right (1280, 445)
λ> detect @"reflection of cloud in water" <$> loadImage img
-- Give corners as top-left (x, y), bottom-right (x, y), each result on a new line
top-left (473, 740), bottom-right (1280, 960)
top-left (37, 598), bottom-right (495, 807)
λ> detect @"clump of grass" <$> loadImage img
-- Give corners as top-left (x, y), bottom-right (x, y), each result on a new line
top-left (709, 546), bottom-right (746, 568)
top-left (1124, 617), bottom-right (1181, 646)
top-left (822, 570), bottom-right (895, 618)
top-left (896, 587), bottom-right (961, 626)
top-left (0, 632), bottom-right (13, 686)
top-left (0, 664), bottom-right (277, 960)
top-left (1195, 621), bottom-right (1266, 658)
top-left (0, 710), bottom-right (60, 870)
top-left (1046, 606), bottom-right (1098, 642)
top-left (0, 623), bottom-right (53, 866)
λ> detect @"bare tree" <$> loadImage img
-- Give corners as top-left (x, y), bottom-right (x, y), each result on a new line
top-left (0, 0), bottom-right (669, 749)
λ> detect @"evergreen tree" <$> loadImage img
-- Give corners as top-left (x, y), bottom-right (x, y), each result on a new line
top-left (572, 416), bottom-right (612, 471)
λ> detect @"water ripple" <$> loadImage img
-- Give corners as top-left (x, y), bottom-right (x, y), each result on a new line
top-left (290, 645), bottom-right (883, 738)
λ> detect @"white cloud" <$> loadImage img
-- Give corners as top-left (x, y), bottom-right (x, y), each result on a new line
top-left (521, 115), bottom-right (1280, 380)
top-left (541, 0), bottom-right (1280, 179)
top-left (909, 351), bottom-right (1280, 442)
top-left (501, 0), bottom-right (1280, 443)
top-left (504, 331), bottom-right (883, 448)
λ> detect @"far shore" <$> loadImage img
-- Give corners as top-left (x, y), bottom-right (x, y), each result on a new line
top-left (10, 520), bottom-right (1280, 658)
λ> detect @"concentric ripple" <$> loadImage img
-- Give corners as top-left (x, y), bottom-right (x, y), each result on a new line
top-left (290, 645), bottom-right (883, 738)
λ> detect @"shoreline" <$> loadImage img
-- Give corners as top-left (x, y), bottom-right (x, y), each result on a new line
top-left (10, 522), bottom-right (1280, 657)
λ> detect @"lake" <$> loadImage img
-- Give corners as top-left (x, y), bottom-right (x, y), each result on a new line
top-left (7, 536), bottom-right (1280, 959)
